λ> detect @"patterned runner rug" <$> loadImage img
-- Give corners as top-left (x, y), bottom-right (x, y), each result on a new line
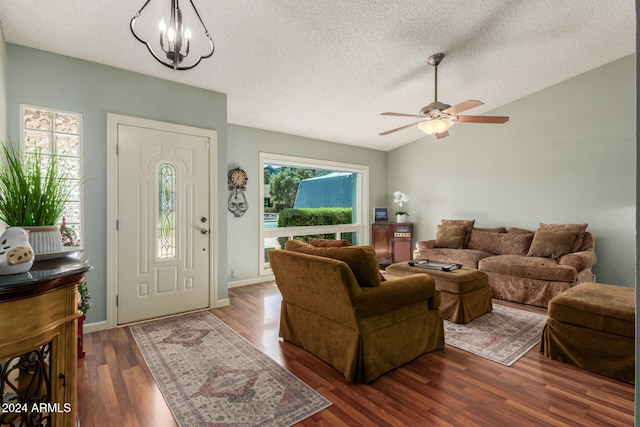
top-left (130, 311), bottom-right (331, 427)
top-left (444, 304), bottom-right (547, 366)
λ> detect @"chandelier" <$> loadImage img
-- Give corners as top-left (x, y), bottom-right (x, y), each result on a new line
top-left (130, 0), bottom-right (215, 70)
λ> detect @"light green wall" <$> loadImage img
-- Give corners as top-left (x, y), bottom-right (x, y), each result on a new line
top-left (4, 44), bottom-right (389, 322)
top-left (0, 24), bottom-right (6, 139)
top-left (226, 124), bottom-right (387, 281)
top-left (5, 44), bottom-right (229, 323)
top-left (387, 55), bottom-right (636, 287)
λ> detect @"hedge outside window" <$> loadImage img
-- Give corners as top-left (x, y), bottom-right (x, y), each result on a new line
top-left (260, 153), bottom-right (368, 275)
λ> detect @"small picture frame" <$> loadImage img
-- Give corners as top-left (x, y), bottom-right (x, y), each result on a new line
top-left (374, 207), bottom-right (388, 222)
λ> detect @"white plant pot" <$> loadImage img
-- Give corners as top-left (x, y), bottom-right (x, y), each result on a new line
top-left (396, 214), bottom-right (408, 223)
top-left (23, 226), bottom-right (62, 254)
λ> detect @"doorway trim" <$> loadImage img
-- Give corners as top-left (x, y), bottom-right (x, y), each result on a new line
top-left (106, 113), bottom-right (218, 329)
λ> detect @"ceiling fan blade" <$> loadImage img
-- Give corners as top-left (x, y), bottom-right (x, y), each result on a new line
top-left (380, 112), bottom-right (423, 118)
top-left (435, 130), bottom-right (449, 139)
top-left (379, 122), bottom-right (421, 135)
top-left (456, 115), bottom-right (509, 124)
top-left (443, 100), bottom-right (483, 115)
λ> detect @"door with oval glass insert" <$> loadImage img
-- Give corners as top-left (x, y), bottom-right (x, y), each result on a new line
top-left (117, 124), bottom-right (210, 324)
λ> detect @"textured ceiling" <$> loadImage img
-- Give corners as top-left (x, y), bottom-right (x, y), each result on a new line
top-left (0, 1), bottom-right (635, 151)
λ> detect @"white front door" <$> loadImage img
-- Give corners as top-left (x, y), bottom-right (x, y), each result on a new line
top-left (117, 124), bottom-right (211, 324)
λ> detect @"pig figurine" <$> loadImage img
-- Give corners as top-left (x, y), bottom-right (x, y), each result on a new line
top-left (0, 227), bottom-right (35, 275)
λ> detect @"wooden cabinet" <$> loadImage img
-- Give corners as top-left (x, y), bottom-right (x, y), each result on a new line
top-left (371, 222), bottom-right (413, 266)
top-left (0, 254), bottom-right (90, 427)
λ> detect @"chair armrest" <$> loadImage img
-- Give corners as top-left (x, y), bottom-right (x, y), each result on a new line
top-left (416, 240), bottom-right (436, 250)
top-left (353, 274), bottom-right (437, 318)
top-left (559, 250), bottom-right (597, 271)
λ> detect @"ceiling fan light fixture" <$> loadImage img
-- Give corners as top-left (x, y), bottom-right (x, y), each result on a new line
top-left (130, 0), bottom-right (215, 70)
top-left (418, 117), bottom-right (455, 135)
top-left (379, 53), bottom-right (509, 138)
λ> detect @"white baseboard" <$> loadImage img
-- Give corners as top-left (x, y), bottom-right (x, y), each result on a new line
top-left (81, 279), bottom-right (270, 334)
top-left (83, 320), bottom-right (108, 334)
top-left (228, 275), bottom-right (275, 288)
top-left (214, 298), bottom-right (230, 308)
top-left (82, 301), bottom-right (231, 333)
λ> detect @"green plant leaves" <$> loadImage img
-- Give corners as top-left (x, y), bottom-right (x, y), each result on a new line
top-left (0, 142), bottom-right (72, 226)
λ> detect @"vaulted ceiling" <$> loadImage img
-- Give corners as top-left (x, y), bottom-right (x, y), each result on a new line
top-left (0, 1), bottom-right (635, 151)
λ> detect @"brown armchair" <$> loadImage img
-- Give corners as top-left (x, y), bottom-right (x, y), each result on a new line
top-left (268, 244), bottom-right (444, 383)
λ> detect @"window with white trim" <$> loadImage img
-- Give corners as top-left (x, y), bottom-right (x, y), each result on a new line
top-left (259, 152), bottom-right (369, 275)
top-left (21, 105), bottom-right (83, 245)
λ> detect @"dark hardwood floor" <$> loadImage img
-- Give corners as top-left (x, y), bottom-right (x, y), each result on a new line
top-left (77, 282), bottom-right (635, 426)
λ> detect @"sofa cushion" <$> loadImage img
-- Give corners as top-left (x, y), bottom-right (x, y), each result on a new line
top-left (415, 248), bottom-right (494, 269)
top-left (441, 219), bottom-right (475, 248)
top-left (468, 230), bottom-right (533, 255)
top-left (479, 254), bottom-right (577, 282)
top-left (527, 230), bottom-right (577, 259)
top-left (435, 225), bottom-right (466, 249)
top-left (284, 239), bottom-right (381, 287)
top-left (539, 223), bottom-right (588, 252)
top-left (308, 238), bottom-right (352, 247)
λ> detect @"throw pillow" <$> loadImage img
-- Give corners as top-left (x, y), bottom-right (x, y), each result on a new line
top-left (441, 219), bottom-right (475, 247)
top-left (527, 230), bottom-right (578, 259)
top-left (435, 225), bottom-right (466, 249)
top-left (578, 232), bottom-right (594, 251)
top-left (539, 223), bottom-right (588, 252)
top-left (508, 227), bottom-right (534, 235)
top-left (497, 233), bottom-right (534, 255)
top-left (474, 226), bottom-right (507, 233)
top-left (308, 238), bottom-right (352, 247)
top-left (284, 239), bottom-right (381, 287)
top-left (468, 230), bottom-right (500, 253)
top-left (469, 230), bottom-right (533, 255)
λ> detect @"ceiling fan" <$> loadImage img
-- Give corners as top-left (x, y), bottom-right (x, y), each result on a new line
top-left (379, 53), bottom-right (509, 139)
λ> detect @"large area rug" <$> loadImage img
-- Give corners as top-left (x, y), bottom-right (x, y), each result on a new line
top-left (130, 311), bottom-right (331, 427)
top-left (443, 304), bottom-right (547, 366)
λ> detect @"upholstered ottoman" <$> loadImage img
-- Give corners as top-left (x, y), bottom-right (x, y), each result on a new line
top-left (541, 282), bottom-right (635, 383)
top-left (385, 262), bottom-right (492, 323)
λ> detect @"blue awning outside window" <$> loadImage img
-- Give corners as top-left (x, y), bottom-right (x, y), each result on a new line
top-left (293, 172), bottom-right (355, 208)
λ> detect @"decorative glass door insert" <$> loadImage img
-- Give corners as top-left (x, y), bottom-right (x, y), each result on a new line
top-left (158, 162), bottom-right (177, 259)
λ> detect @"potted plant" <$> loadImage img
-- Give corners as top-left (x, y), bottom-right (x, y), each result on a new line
top-left (393, 190), bottom-right (409, 223)
top-left (60, 216), bottom-right (80, 246)
top-left (77, 277), bottom-right (91, 358)
top-left (0, 142), bottom-right (71, 253)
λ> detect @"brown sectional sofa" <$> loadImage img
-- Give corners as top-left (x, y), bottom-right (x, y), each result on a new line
top-left (414, 220), bottom-right (597, 307)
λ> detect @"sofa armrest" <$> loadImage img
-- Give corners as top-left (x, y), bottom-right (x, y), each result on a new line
top-left (559, 250), bottom-right (597, 271)
top-left (416, 240), bottom-right (436, 250)
top-left (353, 274), bottom-right (437, 318)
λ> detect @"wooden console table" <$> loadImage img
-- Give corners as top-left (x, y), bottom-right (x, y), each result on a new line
top-left (371, 222), bottom-right (413, 267)
top-left (0, 252), bottom-right (91, 427)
